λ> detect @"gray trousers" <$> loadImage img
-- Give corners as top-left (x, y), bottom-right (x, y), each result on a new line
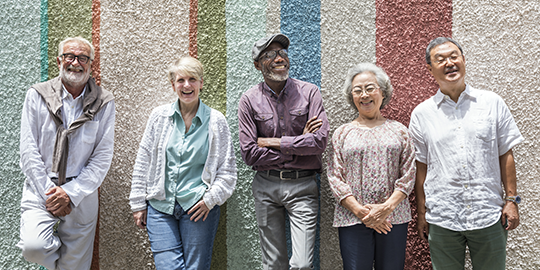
top-left (252, 171), bottom-right (319, 270)
top-left (18, 190), bottom-right (99, 270)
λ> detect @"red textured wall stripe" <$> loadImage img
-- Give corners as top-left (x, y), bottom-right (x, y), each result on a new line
top-left (189, 0), bottom-right (198, 58)
top-left (92, 0), bottom-right (101, 86)
top-left (375, 0), bottom-right (453, 269)
top-left (91, 0), bottom-right (101, 269)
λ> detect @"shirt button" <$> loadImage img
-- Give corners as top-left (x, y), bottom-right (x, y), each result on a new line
top-left (282, 132), bottom-right (285, 135)
top-left (465, 185), bottom-right (468, 188)
top-left (467, 205), bottom-right (471, 209)
top-left (280, 116), bottom-right (283, 120)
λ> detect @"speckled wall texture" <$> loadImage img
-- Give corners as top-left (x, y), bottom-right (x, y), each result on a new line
top-left (1, 0), bottom-right (539, 269)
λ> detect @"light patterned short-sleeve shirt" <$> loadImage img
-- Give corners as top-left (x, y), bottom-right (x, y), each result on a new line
top-left (327, 120), bottom-right (416, 227)
top-left (409, 85), bottom-right (524, 231)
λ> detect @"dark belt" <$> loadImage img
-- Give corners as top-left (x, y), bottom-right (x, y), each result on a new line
top-left (50, 176), bottom-right (76, 186)
top-left (266, 170), bottom-right (316, 180)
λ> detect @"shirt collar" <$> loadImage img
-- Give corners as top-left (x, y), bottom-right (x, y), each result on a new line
top-left (61, 84), bottom-right (87, 101)
top-left (169, 99), bottom-right (209, 124)
top-left (433, 84), bottom-right (472, 105)
top-left (262, 78), bottom-right (291, 97)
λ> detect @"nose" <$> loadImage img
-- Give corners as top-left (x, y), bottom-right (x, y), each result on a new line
top-left (274, 53), bottom-right (285, 62)
top-left (71, 57), bottom-right (81, 66)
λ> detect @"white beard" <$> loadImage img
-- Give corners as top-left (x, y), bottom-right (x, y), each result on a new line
top-left (59, 64), bottom-right (91, 87)
top-left (262, 65), bottom-right (289, 82)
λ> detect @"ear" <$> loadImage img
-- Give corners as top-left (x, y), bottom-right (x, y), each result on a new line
top-left (254, 61), bottom-right (262, 71)
top-left (57, 56), bottom-right (62, 68)
top-left (426, 63), bottom-right (434, 76)
top-left (199, 77), bottom-right (203, 91)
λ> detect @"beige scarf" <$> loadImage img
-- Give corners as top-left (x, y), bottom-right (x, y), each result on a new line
top-left (32, 76), bottom-right (114, 186)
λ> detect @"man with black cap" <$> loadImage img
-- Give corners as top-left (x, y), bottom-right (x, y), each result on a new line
top-left (238, 33), bottom-right (329, 269)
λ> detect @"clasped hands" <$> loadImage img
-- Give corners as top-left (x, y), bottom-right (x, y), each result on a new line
top-left (357, 203), bottom-right (393, 234)
top-left (45, 186), bottom-right (72, 217)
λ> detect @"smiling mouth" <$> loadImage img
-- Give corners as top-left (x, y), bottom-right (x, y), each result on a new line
top-left (182, 90), bottom-right (194, 94)
top-left (445, 68), bottom-right (458, 75)
top-left (273, 65), bottom-right (286, 70)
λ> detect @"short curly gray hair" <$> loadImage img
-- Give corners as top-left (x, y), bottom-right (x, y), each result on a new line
top-left (342, 63), bottom-right (393, 111)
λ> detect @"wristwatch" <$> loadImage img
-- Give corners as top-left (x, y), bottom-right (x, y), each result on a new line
top-left (505, 195), bottom-right (521, 205)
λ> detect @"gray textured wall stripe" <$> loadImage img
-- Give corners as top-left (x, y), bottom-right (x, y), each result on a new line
top-left (0, 0), bottom-right (42, 268)
top-left (453, 1), bottom-right (540, 268)
top-left (225, 0), bottom-right (267, 269)
top-left (40, 0), bottom-right (49, 82)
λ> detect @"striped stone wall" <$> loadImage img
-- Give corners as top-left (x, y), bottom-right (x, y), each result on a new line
top-left (1, 0), bottom-right (538, 269)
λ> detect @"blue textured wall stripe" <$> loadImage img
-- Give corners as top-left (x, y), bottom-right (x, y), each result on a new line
top-left (40, 0), bottom-right (48, 82)
top-left (281, 0), bottom-right (321, 88)
top-left (225, 0), bottom-right (267, 269)
top-left (281, 0), bottom-right (321, 269)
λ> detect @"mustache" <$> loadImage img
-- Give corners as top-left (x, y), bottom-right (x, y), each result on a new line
top-left (66, 65), bottom-right (84, 72)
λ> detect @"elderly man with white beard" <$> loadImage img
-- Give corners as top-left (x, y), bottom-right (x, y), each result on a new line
top-left (17, 36), bottom-right (115, 270)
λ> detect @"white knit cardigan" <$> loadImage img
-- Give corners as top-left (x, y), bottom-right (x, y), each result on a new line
top-left (129, 103), bottom-right (237, 212)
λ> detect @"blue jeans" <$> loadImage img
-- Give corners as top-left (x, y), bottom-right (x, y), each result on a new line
top-left (146, 202), bottom-right (220, 270)
top-left (339, 223), bottom-right (408, 270)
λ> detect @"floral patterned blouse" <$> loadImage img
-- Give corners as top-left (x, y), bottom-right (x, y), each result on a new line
top-left (327, 120), bottom-right (416, 227)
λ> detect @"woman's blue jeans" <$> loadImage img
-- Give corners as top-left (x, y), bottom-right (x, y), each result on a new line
top-left (146, 202), bottom-right (220, 270)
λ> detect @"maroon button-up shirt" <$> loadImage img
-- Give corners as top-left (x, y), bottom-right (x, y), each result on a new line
top-left (238, 78), bottom-right (329, 172)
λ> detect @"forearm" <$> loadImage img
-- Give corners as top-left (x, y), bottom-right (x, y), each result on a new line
top-left (415, 161), bottom-right (428, 216)
top-left (500, 149), bottom-right (517, 196)
top-left (341, 195), bottom-right (369, 219)
top-left (382, 190), bottom-right (408, 212)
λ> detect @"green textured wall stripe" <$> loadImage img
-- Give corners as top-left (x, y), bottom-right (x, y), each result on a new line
top-left (198, 0), bottom-right (227, 115)
top-left (47, 0), bottom-right (93, 79)
top-left (40, 0), bottom-right (49, 82)
top-left (196, 0), bottom-right (228, 269)
top-left (225, 0), bottom-right (267, 269)
top-left (0, 0), bottom-right (42, 269)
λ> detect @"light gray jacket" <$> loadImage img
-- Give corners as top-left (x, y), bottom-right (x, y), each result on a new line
top-left (129, 103), bottom-right (237, 212)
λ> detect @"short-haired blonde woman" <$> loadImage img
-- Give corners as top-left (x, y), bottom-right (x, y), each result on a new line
top-left (130, 56), bottom-right (237, 270)
top-left (327, 63), bottom-right (415, 270)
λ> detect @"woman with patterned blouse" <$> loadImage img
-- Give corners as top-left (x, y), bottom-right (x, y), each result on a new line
top-left (327, 63), bottom-right (416, 270)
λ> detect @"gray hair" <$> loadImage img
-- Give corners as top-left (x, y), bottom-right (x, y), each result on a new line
top-left (58, 36), bottom-right (95, 60)
top-left (342, 63), bottom-right (393, 110)
top-left (425, 37), bottom-right (464, 65)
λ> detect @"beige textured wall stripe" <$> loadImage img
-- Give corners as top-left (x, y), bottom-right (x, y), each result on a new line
top-left (320, 0), bottom-right (376, 268)
top-left (453, 1), bottom-right (540, 269)
top-left (99, 0), bottom-right (191, 268)
top-left (266, 0), bottom-right (281, 35)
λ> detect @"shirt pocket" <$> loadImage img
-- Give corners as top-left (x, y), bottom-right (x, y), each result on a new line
top-left (82, 121), bottom-right (99, 144)
top-left (254, 113), bottom-right (274, 133)
top-left (289, 107), bottom-right (309, 134)
top-left (474, 118), bottom-right (495, 142)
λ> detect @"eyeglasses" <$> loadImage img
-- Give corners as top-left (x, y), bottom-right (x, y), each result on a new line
top-left (259, 49), bottom-right (288, 61)
top-left (352, 84), bottom-right (379, 95)
top-left (62, 53), bottom-right (91, 64)
top-left (433, 54), bottom-right (462, 65)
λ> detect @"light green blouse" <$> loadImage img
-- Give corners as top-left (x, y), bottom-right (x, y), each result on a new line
top-left (149, 99), bottom-right (210, 214)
